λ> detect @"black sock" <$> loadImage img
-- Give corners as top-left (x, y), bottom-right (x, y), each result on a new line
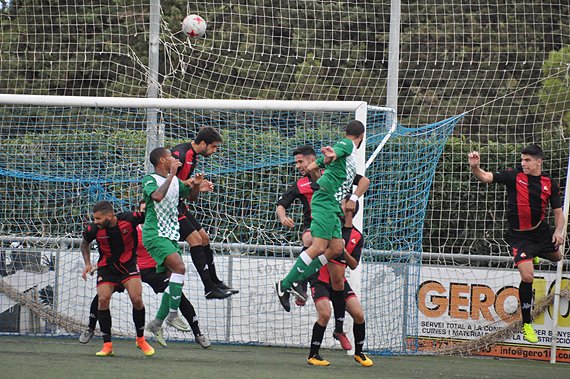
top-left (190, 245), bottom-right (216, 292)
top-left (179, 294), bottom-right (201, 336)
top-left (88, 295), bottom-right (98, 330)
top-left (519, 281), bottom-right (533, 324)
top-left (204, 244), bottom-right (222, 285)
top-left (353, 322), bottom-right (366, 355)
top-left (309, 322), bottom-right (326, 358)
top-left (132, 307), bottom-right (145, 338)
top-left (98, 308), bottom-right (112, 343)
top-left (331, 290), bottom-right (346, 333)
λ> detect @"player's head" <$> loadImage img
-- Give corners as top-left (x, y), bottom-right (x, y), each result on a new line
top-left (92, 201), bottom-right (116, 229)
top-left (149, 147), bottom-right (174, 170)
top-left (194, 126), bottom-right (222, 157)
top-left (292, 145), bottom-right (316, 175)
top-left (340, 194), bottom-right (360, 227)
top-left (520, 144), bottom-right (544, 175)
top-left (345, 120), bottom-right (365, 148)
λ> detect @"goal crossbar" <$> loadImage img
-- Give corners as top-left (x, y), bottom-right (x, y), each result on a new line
top-left (0, 94), bottom-right (385, 113)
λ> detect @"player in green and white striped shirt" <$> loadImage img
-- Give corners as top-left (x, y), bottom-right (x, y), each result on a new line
top-left (142, 147), bottom-right (203, 331)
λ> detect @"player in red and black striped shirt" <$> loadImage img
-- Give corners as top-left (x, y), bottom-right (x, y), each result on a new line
top-left (171, 126), bottom-right (237, 300)
top-left (80, 201), bottom-right (154, 357)
top-left (468, 145), bottom-right (564, 343)
top-left (80, 200), bottom-right (211, 349)
top-left (306, 200), bottom-right (374, 367)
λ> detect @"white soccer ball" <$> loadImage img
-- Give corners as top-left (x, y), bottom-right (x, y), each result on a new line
top-left (503, 296), bottom-right (519, 314)
top-left (182, 14), bottom-right (207, 38)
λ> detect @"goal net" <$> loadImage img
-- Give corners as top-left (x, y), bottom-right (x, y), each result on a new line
top-left (0, 96), bottom-right (458, 352)
top-left (1, 0), bottom-right (569, 360)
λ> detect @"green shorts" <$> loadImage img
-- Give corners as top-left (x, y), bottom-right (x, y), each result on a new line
top-left (310, 190), bottom-right (343, 240)
top-left (142, 235), bottom-right (181, 274)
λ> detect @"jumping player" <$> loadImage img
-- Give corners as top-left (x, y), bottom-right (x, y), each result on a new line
top-left (171, 126), bottom-right (237, 299)
top-left (142, 147), bottom-right (203, 334)
top-left (276, 120), bottom-right (366, 330)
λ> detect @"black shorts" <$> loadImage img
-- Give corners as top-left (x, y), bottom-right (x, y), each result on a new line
top-left (310, 280), bottom-right (356, 304)
top-left (331, 251), bottom-right (346, 265)
top-left (140, 267), bottom-right (169, 294)
top-left (96, 261), bottom-right (140, 288)
top-left (507, 223), bottom-right (559, 266)
top-left (178, 210), bottom-right (202, 241)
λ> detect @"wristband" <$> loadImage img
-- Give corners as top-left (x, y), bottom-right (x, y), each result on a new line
top-left (349, 194), bottom-right (359, 202)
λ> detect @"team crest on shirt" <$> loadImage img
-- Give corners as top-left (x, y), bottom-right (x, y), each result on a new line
top-left (122, 228), bottom-right (129, 234)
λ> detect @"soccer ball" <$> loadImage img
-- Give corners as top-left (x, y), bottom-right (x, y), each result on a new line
top-left (503, 296), bottom-right (519, 314)
top-left (182, 14), bottom-right (207, 38)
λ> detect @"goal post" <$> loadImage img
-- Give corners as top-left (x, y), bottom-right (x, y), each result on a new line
top-left (0, 94), bottom-right (461, 353)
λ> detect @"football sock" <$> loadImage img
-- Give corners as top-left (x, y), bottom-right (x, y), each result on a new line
top-left (203, 244), bottom-right (222, 285)
top-left (88, 295), bottom-right (98, 330)
top-left (282, 252), bottom-right (326, 289)
top-left (519, 280), bottom-right (533, 324)
top-left (98, 308), bottom-right (112, 343)
top-left (156, 291), bottom-right (170, 321)
top-left (354, 322), bottom-right (366, 355)
top-left (168, 273), bottom-right (185, 312)
top-left (180, 294), bottom-right (201, 336)
top-left (309, 322), bottom-right (326, 358)
top-left (331, 290), bottom-right (346, 333)
top-left (132, 307), bottom-right (145, 338)
top-left (190, 245), bottom-right (216, 292)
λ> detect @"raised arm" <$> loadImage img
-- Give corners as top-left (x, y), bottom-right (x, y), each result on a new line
top-left (468, 151), bottom-right (493, 183)
top-left (151, 161), bottom-right (183, 202)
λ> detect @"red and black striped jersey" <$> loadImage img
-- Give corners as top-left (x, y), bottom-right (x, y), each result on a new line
top-left (277, 174), bottom-right (364, 230)
top-left (317, 226), bottom-right (364, 284)
top-left (135, 224), bottom-right (156, 270)
top-left (493, 167), bottom-right (561, 230)
top-left (172, 142), bottom-right (199, 181)
top-left (277, 175), bottom-right (320, 229)
top-left (82, 212), bottom-right (145, 267)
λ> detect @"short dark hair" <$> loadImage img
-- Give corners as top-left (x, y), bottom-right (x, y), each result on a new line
top-left (521, 144), bottom-right (545, 159)
top-left (292, 145), bottom-right (316, 157)
top-left (345, 120), bottom-right (365, 137)
top-left (343, 194), bottom-right (360, 216)
top-left (195, 126), bottom-right (222, 145)
top-left (92, 201), bottom-right (114, 214)
top-left (149, 147), bottom-right (169, 167)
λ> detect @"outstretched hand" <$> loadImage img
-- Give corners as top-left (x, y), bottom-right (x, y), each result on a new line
top-left (467, 151), bottom-right (481, 168)
top-left (200, 179), bottom-right (214, 192)
top-left (187, 172), bottom-right (205, 187)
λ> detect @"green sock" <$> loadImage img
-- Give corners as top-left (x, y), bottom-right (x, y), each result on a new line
top-left (282, 256), bottom-right (324, 289)
top-left (156, 292), bottom-right (170, 321)
top-left (168, 281), bottom-right (184, 311)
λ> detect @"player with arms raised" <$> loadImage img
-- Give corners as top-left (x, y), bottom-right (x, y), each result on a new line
top-left (468, 145), bottom-right (564, 343)
top-left (276, 120), bottom-right (365, 329)
top-left (142, 147), bottom-right (203, 333)
top-left (171, 126), bottom-right (237, 299)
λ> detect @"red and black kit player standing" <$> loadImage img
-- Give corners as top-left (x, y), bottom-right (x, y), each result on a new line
top-left (468, 144), bottom-right (564, 343)
top-left (80, 200), bottom-right (154, 357)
